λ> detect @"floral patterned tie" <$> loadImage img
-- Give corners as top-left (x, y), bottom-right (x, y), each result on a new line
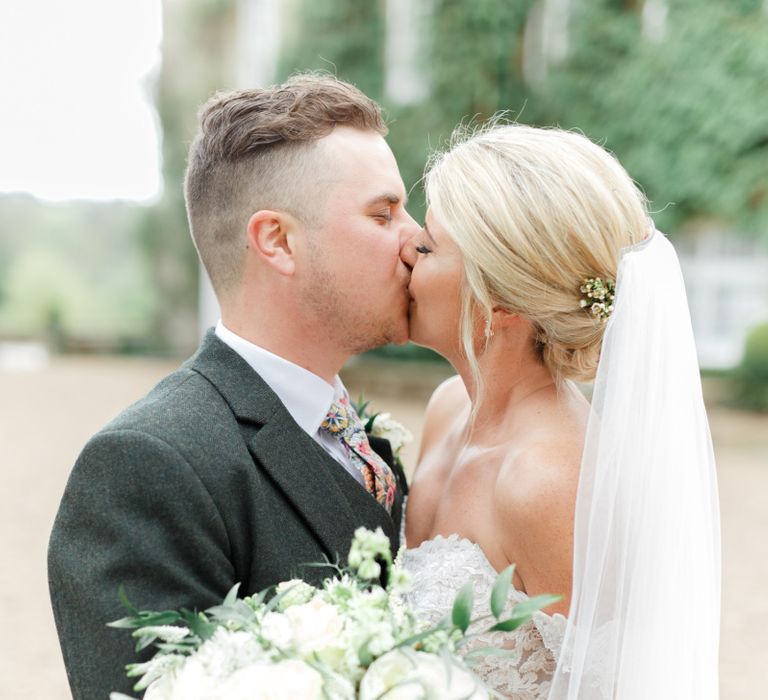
top-left (320, 395), bottom-right (397, 513)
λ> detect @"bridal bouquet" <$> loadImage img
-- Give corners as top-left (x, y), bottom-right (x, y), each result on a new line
top-left (109, 528), bottom-right (558, 700)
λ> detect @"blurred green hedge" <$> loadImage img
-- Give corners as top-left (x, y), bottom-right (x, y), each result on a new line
top-left (730, 322), bottom-right (768, 412)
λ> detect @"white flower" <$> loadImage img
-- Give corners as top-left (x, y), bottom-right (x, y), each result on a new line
top-left (357, 558), bottom-right (381, 580)
top-left (260, 611), bottom-right (293, 649)
top-left (284, 596), bottom-right (345, 655)
top-left (348, 526), bottom-right (390, 579)
top-left (359, 649), bottom-right (488, 700)
top-left (275, 578), bottom-right (316, 610)
top-left (128, 653), bottom-right (185, 692)
top-left (148, 655), bottom-right (213, 700)
top-left (210, 659), bottom-right (324, 700)
top-left (144, 628), bottom-right (268, 699)
top-left (370, 413), bottom-right (413, 454)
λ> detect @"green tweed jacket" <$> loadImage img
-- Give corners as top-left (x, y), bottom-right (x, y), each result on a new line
top-left (48, 330), bottom-right (407, 699)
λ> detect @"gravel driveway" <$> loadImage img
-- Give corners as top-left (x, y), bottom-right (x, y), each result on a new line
top-left (1, 355), bottom-right (765, 698)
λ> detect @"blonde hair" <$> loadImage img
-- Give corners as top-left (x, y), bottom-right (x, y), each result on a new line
top-left (185, 73), bottom-right (387, 300)
top-left (425, 122), bottom-right (650, 391)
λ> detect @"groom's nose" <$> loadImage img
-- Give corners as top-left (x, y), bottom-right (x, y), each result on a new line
top-left (399, 232), bottom-right (418, 271)
top-left (399, 213), bottom-right (419, 251)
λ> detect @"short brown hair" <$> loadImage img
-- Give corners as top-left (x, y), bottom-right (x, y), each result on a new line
top-left (185, 73), bottom-right (387, 299)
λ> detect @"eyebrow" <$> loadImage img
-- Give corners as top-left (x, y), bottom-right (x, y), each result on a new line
top-left (423, 222), bottom-right (437, 245)
top-left (365, 192), bottom-right (406, 208)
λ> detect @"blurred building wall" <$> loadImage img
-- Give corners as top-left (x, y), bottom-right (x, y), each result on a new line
top-left (198, 0), bottom-right (283, 336)
top-left (678, 231), bottom-right (768, 368)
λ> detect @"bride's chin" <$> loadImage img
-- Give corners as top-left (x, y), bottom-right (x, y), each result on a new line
top-left (407, 324), bottom-right (440, 356)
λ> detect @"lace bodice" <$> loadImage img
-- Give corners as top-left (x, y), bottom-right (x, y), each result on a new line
top-left (401, 534), bottom-right (566, 699)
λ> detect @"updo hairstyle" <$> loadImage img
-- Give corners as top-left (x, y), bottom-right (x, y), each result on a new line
top-left (425, 122), bottom-right (651, 385)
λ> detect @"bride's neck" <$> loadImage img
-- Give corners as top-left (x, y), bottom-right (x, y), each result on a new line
top-left (454, 335), bottom-right (556, 438)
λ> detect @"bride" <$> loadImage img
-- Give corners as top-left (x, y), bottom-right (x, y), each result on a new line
top-left (399, 123), bottom-right (720, 698)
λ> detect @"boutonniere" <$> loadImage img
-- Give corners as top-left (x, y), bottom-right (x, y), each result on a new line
top-left (353, 395), bottom-right (413, 459)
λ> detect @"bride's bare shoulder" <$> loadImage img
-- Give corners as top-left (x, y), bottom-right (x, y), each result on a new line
top-left (418, 375), bottom-right (469, 460)
top-left (492, 435), bottom-right (582, 614)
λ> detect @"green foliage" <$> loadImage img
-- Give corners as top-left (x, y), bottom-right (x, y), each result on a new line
top-left (451, 581), bottom-right (474, 633)
top-left (534, 0), bottom-right (768, 234)
top-left (278, 0), bottom-right (534, 223)
top-left (428, 0), bottom-right (535, 121)
top-left (278, 0), bottom-right (385, 98)
top-left (0, 196), bottom-right (156, 348)
top-left (490, 564), bottom-right (515, 619)
top-left (386, 0), bottom-right (535, 220)
top-left (730, 322), bottom-right (768, 412)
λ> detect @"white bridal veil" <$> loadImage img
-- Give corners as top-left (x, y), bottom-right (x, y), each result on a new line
top-left (549, 231), bottom-right (721, 699)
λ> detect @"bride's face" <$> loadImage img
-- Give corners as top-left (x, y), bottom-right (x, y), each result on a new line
top-left (401, 209), bottom-right (465, 357)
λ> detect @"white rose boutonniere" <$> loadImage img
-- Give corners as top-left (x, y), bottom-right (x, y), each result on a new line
top-left (354, 396), bottom-right (413, 458)
top-left (369, 412), bottom-right (413, 456)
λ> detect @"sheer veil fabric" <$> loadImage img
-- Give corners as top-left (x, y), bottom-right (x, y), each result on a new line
top-left (549, 231), bottom-right (721, 699)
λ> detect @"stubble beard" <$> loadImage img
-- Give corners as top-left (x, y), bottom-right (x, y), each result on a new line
top-left (301, 263), bottom-right (407, 356)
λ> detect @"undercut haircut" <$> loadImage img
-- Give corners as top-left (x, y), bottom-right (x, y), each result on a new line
top-left (184, 73), bottom-right (388, 299)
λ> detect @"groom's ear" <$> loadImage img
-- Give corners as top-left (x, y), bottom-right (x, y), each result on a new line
top-left (246, 210), bottom-right (298, 276)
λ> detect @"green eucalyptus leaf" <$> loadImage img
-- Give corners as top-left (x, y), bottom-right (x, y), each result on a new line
top-left (511, 594), bottom-right (562, 618)
top-left (490, 564), bottom-right (515, 619)
top-left (134, 634), bottom-right (158, 652)
top-left (395, 619), bottom-right (453, 649)
top-left (489, 594), bottom-right (562, 632)
top-left (357, 639), bottom-right (374, 667)
top-left (138, 611), bottom-right (182, 626)
top-left (118, 585), bottom-right (139, 616)
top-left (451, 581), bottom-right (474, 633)
top-left (182, 610), bottom-right (217, 641)
top-left (489, 616), bottom-right (528, 633)
top-left (207, 599), bottom-right (257, 626)
top-left (223, 583), bottom-right (241, 607)
top-left (107, 616), bottom-right (143, 630)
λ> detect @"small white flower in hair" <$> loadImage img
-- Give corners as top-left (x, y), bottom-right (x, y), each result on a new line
top-left (579, 277), bottom-right (616, 321)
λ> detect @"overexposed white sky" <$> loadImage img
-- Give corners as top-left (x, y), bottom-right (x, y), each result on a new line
top-left (0, 0), bottom-right (162, 202)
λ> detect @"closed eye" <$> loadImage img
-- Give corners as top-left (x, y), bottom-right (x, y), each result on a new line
top-left (416, 244), bottom-right (432, 254)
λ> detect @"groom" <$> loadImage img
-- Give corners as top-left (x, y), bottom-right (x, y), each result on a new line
top-left (48, 74), bottom-right (419, 699)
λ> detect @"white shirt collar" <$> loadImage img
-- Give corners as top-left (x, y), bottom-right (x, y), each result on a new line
top-left (215, 321), bottom-right (346, 436)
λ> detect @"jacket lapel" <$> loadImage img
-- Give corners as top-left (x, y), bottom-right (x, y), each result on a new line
top-left (189, 330), bottom-right (399, 561)
top-left (245, 420), bottom-right (398, 561)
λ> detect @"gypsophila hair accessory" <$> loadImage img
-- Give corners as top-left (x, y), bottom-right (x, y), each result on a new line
top-left (579, 277), bottom-right (616, 321)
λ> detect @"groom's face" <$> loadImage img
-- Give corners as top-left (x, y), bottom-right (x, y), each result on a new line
top-left (298, 127), bottom-right (419, 353)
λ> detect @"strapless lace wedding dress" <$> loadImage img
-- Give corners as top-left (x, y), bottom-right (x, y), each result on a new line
top-left (401, 534), bottom-right (567, 699)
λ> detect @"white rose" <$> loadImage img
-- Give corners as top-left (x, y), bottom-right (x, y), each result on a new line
top-left (370, 413), bottom-right (413, 454)
top-left (275, 578), bottom-right (316, 609)
top-left (359, 649), bottom-right (488, 700)
top-left (285, 596), bottom-right (345, 655)
top-left (210, 659), bottom-right (324, 700)
top-left (159, 655), bottom-right (216, 700)
top-left (260, 611), bottom-right (293, 649)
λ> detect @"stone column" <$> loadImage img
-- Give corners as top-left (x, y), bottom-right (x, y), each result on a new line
top-left (641, 0), bottom-right (668, 43)
top-left (523, 0), bottom-right (570, 86)
top-left (384, 0), bottom-right (431, 105)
